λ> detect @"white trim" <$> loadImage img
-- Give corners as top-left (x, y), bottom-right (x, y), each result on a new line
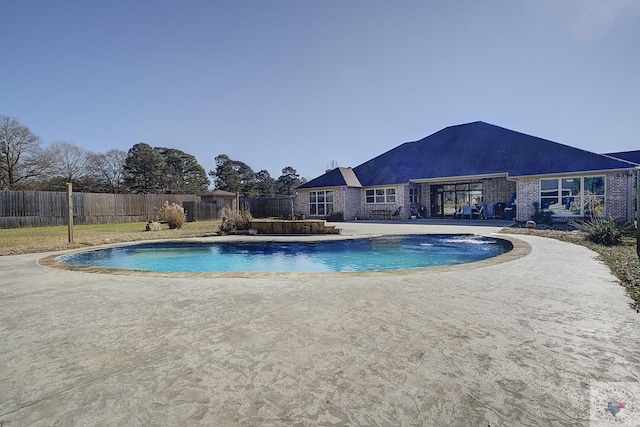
top-left (365, 187), bottom-right (397, 204)
top-left (539, 175), bottom-right (606, 217)
top-left (599, 154), bottom-right (639, 166)
top-left (308, 189), bottom-right (335, 216)
top-left (511, 168), bottom-right (632, 179)
top-left (410, 173), bottom-right (507, 183)
top-left (410, 168), bottom-right (633, 183)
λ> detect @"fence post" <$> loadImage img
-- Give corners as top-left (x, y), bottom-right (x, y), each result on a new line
top-left (67, 183), bottom-right (74, 243)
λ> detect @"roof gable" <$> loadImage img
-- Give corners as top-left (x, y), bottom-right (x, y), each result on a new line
top-left (352, 122), bottom-right (632, 186)
top-left (299, 122), bottom-right (633, 190)
top-left (297, 167), bottom-right (362, 190)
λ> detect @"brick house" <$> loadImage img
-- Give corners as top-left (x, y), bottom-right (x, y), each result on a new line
top-left (295, 122), bottom-right (638, 222)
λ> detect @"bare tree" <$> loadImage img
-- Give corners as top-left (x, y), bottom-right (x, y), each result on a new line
top-left (325, 160), bottom-right (339, 173)
top-left (86, 149), bottom-right (127, 193)
top-left (46, 141), bottom-right (89, 183)
top-left (0, 115), bottom-right (48, 189)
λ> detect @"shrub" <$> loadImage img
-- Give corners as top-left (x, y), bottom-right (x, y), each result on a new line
top-left (156, 201), bottom-right (186, 229)
top-left (145, 221), bottom-right (161, 231)
top-left (326, 211), bottom-right (343, 222)
top-left (531, 202), bottom-right (553, 225)
top-left (570, 216), bottom-right (632, 246)
top-left (219, 206), bottom-right (253, 232)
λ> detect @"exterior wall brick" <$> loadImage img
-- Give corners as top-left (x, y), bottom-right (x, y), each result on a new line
top-left (344, 187), bottom-right (362, 220)
top-left (515, 178), bottom-right (539, 222)
top-left (483, 178), bottom-right (517, 207)
top-left (296, 171), bottom-right (635, 223)
top-left (606, 171), bottom-right (633, 221)
top-left (515, 173), bottom-right (633, 223)
top-left (361, 185), bottom-right (406, 220)
top-left (293, 190), bottom-right (307, 217)
top-left (295, 187), bottom-right (357, 220)
top-left (296, 186), bottom-right (407, 220)
top-left (424, 183), bottom-right (433, 217)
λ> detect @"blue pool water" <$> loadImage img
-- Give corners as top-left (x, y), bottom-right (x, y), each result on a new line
top-left (58, 234), bottom-right (511, 273)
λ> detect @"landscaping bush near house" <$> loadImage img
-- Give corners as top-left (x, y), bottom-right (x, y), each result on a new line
top-left (531, 201), bottom-right (553, 225)
top-left (156, 201), bottom-right (187, 229)
top-left (219, 206), bottom-right (253, 233)
top-left (570, 216), bottom-right (633, 246)
top-left (326, 212), bottom-right (343, 222)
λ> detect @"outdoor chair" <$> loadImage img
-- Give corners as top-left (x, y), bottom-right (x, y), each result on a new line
top-left (457, 205), bottom-right (473, 219)
top-left (392, 206), bottom-right (402, 217)
top-left (461, 206), bottom-right (473, 219)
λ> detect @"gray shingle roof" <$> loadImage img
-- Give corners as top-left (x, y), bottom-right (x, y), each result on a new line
top-left (298, 167), bottom-right (362, 189)
top-left (605, 150), bottom-right (640, 165)
top-left (299, 122), bottom-right (633, 189)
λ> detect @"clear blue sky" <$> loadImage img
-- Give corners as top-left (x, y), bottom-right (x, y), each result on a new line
top-left (2, 0), bottom-right (639, 182)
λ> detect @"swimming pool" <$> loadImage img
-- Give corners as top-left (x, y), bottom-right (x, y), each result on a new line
top-left (57, 234), bottom-right (512, 274)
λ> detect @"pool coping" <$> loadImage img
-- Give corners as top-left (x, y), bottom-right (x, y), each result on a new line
top-left (4, 222), bottom-right (638, 425)
top-left (37, 232), bottom-right (531, 278)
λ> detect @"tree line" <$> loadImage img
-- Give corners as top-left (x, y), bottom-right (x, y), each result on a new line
top-left (0, 115), bottom-right (306, 196)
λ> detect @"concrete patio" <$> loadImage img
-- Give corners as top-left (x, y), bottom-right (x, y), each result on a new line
top-left (0, 222), bottom-right (638, 426)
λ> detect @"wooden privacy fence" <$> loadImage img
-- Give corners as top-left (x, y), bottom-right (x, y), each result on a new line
top-left (0, 190), bottom-right (200, 228)
top-left (242, 196), bottom-right (295, 218)
top-left (183, 201), bottom-right (219, 222)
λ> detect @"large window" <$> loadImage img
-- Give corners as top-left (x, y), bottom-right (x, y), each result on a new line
top-left (540, 176), bottom-right (604, 216)
top-left (442, 183), bottom-right (483, 215)
top-left (309, 190), bottom-right (334, 216)
top-left (584, 176), bottom-right (605, 216)
top-left (365, 188), bottom-right (396, 204)
top-left (409, 188), bottom-right (420, 204)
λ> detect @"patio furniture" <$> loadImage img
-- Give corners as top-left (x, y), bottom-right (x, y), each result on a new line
top-left (456, 205), bottom-right (483, 220)
top-left (457, 206), bottom-right (473, 219)
top-left (504, 205), bottom-right (515, 220)
top-left (410, 204), bottom-right (423, 219)
top-left (370, 209), bottom-right (391, 219)
top-left (474, 205), bottom-right (485, 219)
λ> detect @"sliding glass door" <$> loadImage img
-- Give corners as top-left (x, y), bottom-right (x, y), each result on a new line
top-left (431, 183), bottom-right (483, 217)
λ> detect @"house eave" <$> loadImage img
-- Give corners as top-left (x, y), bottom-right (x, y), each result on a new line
top-left (600, 153), bottom-right (640, 166)
top-left (296, 184), bottom-right (361, 191)
top-left (410, 173), bottom-right (508, 184)
top-left (509, 167), bottom-right (634, 179)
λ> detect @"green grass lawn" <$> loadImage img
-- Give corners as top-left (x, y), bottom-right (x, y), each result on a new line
top-left (0, 220), bottom-right (220, 255)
